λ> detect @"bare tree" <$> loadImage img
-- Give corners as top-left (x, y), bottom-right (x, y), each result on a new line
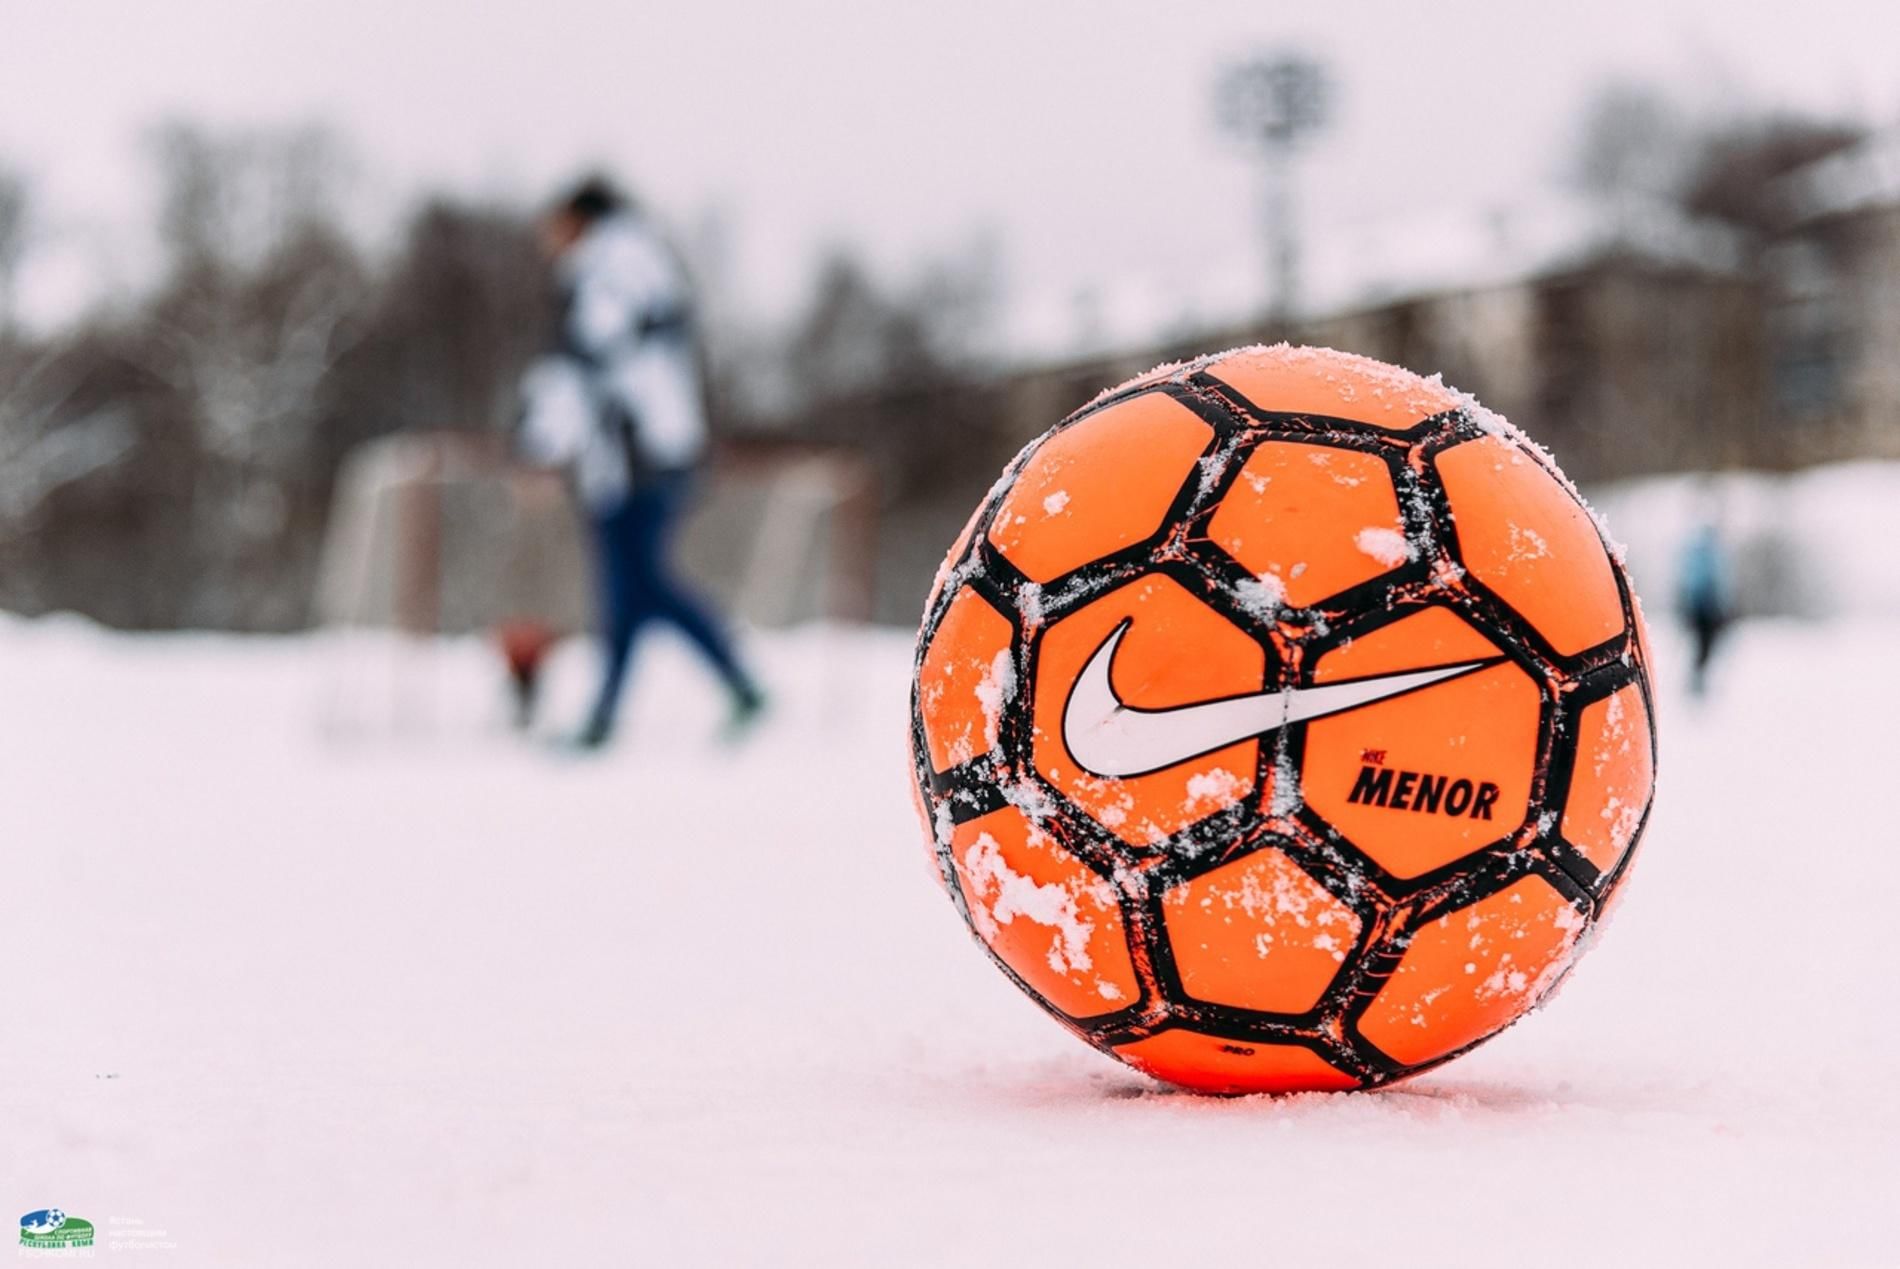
top-left (752, 242), bottom-right (1002, 516)
top-left (334, 196), bottom-right (549, 443)
top-left (779, 243), bottom-right (998, 411)
top-left (142, 124), bottom-right (362, 459)
top-left (0, 344), bottom-right (135, 531)
top-left (0, 165), bottom-right (28, 339)
top-left (1574, 84), bottom-right (1689, 205)
top-left (1679, 115), bottom-right (1864, 237)
top-left (1574, 84), bottom-right (1863, 241)
top-left (133, 122), bottom-right (369, 626)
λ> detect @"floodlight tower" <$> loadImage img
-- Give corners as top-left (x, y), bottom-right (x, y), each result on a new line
top-left (1216, 54), bottom-right (1331, 333)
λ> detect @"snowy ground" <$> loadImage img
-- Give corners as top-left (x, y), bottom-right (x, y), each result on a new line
top-left (2, 614), bottom-right (1895, 1266)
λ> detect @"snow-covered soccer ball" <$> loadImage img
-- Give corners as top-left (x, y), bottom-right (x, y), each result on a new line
top-left (908, 344), bottom-right (1657, 1093)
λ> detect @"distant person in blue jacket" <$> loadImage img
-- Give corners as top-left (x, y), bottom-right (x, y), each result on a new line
top-left (518, 176), bottom-right (763, 749)
top-left (1675, 519), bottom-right (1731, 697)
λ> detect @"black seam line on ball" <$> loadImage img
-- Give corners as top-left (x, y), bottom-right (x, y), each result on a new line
top-left (1418, 425), bottom-right (1638, 677)
top-left (1188, 371), bottom-right (1473, 443)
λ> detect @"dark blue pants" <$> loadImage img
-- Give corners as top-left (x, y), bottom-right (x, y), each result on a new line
top-left (587, 473), bottom-right (752, 736)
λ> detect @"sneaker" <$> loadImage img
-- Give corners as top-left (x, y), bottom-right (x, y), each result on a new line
top-left (569, 711), bottom-right (615, 751)
top-left (721, 686), bottom-right (767, 744)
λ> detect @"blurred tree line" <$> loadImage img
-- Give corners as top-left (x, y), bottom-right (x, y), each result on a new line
top-left (0, 126), bottom-right (551, 628)
top-left (1574, 83), bottom-right (1864, 249)
top-left (0, 123), bottom-right (998, 630)
top-left (0, 85), bottom-right (1878, 631)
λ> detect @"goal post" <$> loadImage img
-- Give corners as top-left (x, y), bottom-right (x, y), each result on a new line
top-left (312, 430), bottom-right (877, 731)
top-left (317, 432), bottom-right (877, 632)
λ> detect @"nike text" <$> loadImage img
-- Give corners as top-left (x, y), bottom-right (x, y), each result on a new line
top-left (1346, 764), bottom-right (1500, 819)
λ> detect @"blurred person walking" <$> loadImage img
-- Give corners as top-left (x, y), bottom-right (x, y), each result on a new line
top-left (1675, 519), bottom-right (1731, 698)
top-left (518, 177), bottom-right (763, 749)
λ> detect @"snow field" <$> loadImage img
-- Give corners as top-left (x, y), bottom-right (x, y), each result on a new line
top-left (1, 613), bottom-right (1894, 1266)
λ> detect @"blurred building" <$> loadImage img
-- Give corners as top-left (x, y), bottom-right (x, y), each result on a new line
top-left (1771, 129), bottom-right (1900, 464)
top-left (852, 189), bottom-right (1896, 624)
top-left (994, 204), bottom-right (1766, 478)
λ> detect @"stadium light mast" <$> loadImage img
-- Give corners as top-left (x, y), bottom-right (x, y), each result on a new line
top-left (1216, 54), bottom-right (1331, 334)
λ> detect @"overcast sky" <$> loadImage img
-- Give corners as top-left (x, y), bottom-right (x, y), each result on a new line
top-left (3, 0), bottom-right (1897, 346)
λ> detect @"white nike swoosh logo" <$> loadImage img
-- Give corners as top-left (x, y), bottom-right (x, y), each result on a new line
top-left (1061, 619), bottom-right (1499, 779)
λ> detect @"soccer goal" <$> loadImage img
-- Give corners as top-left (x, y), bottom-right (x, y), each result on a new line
top-left (312, 430), bottom-right (876, 732)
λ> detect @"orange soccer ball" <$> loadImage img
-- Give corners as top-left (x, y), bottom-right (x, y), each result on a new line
top-left (908, 345), bottom-right (1657, 1094)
